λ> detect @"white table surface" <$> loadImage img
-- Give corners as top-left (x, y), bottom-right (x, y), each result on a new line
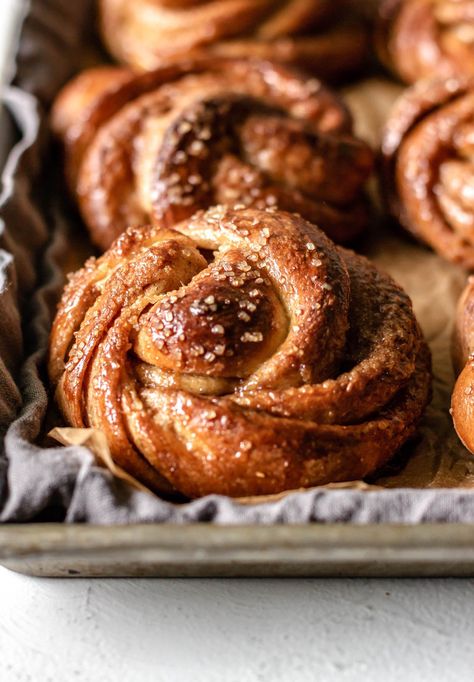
top-left (1, 566), bottom-right (473, 682)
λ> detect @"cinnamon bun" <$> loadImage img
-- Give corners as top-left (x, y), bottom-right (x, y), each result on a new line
top-left (49, 207), bottom-right (432, 498)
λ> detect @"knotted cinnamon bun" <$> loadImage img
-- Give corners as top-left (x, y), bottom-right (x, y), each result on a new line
top-left (99, 0), bottom-right (367, 81)
top-left (49, 207), bottom-right (432, 498)
top-left (452, 277), bottom-right (474, 452)
top-left (377, 0), bottom-right (474, 83)
top-left (51, 58), bottom-right (374, 252)
top-left (382, 77), bottom-right (474, 269)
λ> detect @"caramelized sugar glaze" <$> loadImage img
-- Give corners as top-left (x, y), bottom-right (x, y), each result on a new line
top-left (49, 208), bottom-right (431, 498)
top-left (382, 77), bottom-right (474, 269)
top-left (452, 278), bottom-right (474, 453)
top-left (52, 58), bottom-right (373, 251)
top-left (377, 0), bottom-right (474, 83)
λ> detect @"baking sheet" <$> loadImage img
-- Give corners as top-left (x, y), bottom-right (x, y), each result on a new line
top-left (1, 523), bottom-right (474, 578)
top-left (1, 0), bottom-right (474, 577)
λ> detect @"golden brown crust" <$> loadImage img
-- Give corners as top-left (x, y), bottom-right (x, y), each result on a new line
top-left (381, 77), bottom-right (474, 269)
top-left (51, 66), bottom-right (148, 188)
top-left (99, 0), bottom-right (367, 81)
top-left (49, 207), bottom-right (432, 498)
top-left (51, 58), bottom-right (373, 252)
top-left (452, 277), bottom-right (474, 453)
top-left (377, 0), bottom-right (474, 84)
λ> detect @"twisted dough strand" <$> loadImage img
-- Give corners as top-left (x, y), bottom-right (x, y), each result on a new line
top-left (382, 77), bottom-right (474, 269)
top-left (99, 0), bottom-right (367, 80)
top-left (49, 208), bottom-right (431, 498)
top-left (52, 58), bottom-right (373, 251)
top-left (452, 277), bottom-right (474, 453)
top-left (377, 0), bottom-right (474, 83)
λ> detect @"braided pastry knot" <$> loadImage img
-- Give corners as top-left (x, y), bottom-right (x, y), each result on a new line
top-left (99, 0), bottom-right (367, 80)
top-left (49, 208), bottom-right (431, 498)
top-left (382, 77), bottom-right (474, 269)
top-left (52, 58), bottom-right (373, 252)
top-left (377, 0), bottom-right (474, 83)
top-left (452, 277), bottom-right (474, 453)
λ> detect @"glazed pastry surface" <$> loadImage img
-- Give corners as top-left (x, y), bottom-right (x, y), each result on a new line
top-left (52, 58), bottom-right (373, 251)
top-left (377, 0), bottom-right (474, 84)
top-left (452, 277), bottom-right (474, 453)
top-left (99, 0), bottom-right (367, 80)
top-left (382, 77), bottom-right (474, 269)
top-left (49, 207), bottom-right (432, 498)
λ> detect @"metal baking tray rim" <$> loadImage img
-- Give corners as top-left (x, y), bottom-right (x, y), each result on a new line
top-left (1, 523), bottom-right (474, 577)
